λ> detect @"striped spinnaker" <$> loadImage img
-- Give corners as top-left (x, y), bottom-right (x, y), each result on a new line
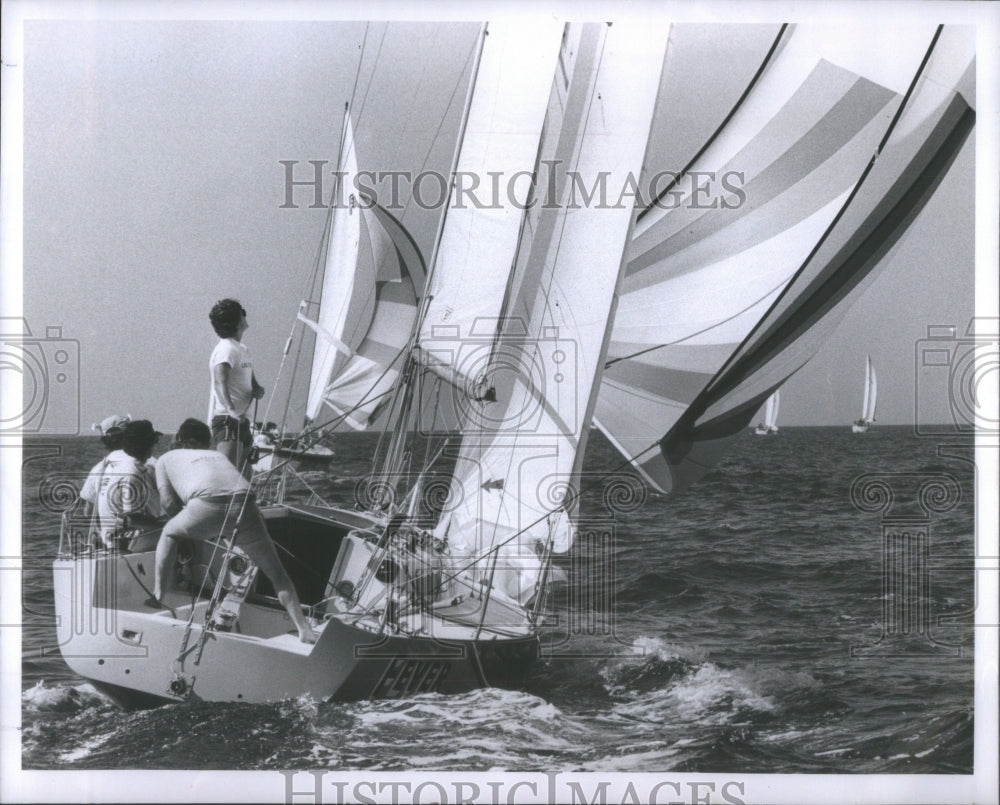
top-left (594, 23), bottom-right (973, 493)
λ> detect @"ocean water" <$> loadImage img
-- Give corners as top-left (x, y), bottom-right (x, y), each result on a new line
top-left (18, 427), bottom-right (975, 773)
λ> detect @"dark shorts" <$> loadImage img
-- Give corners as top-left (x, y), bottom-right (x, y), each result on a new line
top-left (211, 415), bottom-right (252, 448)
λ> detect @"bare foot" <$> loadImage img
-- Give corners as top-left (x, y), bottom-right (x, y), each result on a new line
top-left (144, 596), bottom-right (176, 618)
top-left (299, 626), bottom-right (318, 644)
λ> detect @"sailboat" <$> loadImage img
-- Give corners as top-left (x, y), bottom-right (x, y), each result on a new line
top-left (250, 425), bottom-right (335, 467)
top-left (51, 21), bottom-right (974, 706)
top-left (52, 21), bottom-right (666, 706)
top-left (852, 354), bottom-right (878, 432)
top-left (754, 390), bottom-right (780, 435)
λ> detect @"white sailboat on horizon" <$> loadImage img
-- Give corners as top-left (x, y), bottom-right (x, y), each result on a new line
top-left (852, 354), bottom-right (878, 432)
top-left (754, 390), bottom-right (781, 435)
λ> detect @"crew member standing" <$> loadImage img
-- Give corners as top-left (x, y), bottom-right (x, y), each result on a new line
top-left (208, 298), bottom-right (264, 479)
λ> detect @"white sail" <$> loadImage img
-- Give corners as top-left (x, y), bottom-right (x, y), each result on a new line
top-left (854, 354), bottom-right (878, 431)
top-left (754, 389), bottom-right (780, 434)
top-left (594, 24), bottom-right (973, 491)
top-left (860, 355), bottom-right (872, 421)
top-left (302, 112), bottom-right (426, 429)
top-left (415, 20), bottom-right (565, 393)
top-left (438, 22), bottom-right (668, 604)
top-left (866, 356), bottom-right (878, 423)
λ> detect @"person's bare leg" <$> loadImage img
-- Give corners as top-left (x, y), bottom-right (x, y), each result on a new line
top-left (152, 534), bottom-right (179, 603)
top-left (276, 588), bottom-right (318, 643)
top-left (246, 540), bottom-right (316, 643)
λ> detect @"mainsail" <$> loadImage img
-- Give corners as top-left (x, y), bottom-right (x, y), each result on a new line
top-left (435, 22), bottom-right (668, 604)
top-left (593, 23), bottom-right (974, 493)
top-left (301, 111), bottom-right (427, 430)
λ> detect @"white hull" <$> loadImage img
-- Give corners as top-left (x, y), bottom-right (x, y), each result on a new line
top-left (257, 443), bottom-right (334, 463)
top-left (753, 425), bottom-right (780, 435)
top-left (54, 505), bottom-right (538, 706)
top-left (851, 420), bottom-right (871, 433)
top-left (254, 434), bottom-right (335, 464)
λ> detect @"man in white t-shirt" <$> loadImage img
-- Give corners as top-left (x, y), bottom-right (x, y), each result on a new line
top-left (152, 418), bottom-right (317, 643)
top-left (207, 298), bottom-right (264, 479)
top-left (83, 419), bottom-right (163, 548)
top-left (80, 414), bottom-right (130, 506)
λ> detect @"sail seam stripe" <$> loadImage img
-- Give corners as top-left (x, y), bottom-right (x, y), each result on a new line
top-left (637, 22), bottom-right (789, 221)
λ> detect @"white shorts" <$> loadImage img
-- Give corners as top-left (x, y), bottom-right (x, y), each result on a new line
top-left (161, 494), bottom-right (276, 565)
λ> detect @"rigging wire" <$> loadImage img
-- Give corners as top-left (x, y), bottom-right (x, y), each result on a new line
top-left (374, 25), bottom-right (487, 488)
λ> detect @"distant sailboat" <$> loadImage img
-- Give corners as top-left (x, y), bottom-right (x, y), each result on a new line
top-left (852, 354), bottom-right (878, 432)
top-left (754, 390), bottom-right (780, 435)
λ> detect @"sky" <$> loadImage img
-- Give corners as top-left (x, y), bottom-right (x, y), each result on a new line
top-left (2, 2), bottom-right (994, 442)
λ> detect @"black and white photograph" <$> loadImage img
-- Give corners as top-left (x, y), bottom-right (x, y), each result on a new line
top-left (2, 1), bottom-right (997, 803)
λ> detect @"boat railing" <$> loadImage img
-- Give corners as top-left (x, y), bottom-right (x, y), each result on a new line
top-left (58, 510), bottom-right (94, 558)
top-left (58, 511), bottom-right (164, 559)
top-left (474, 547), bottom-right (501, 639)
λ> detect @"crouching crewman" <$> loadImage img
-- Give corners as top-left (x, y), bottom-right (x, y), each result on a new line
top-left (152, 417), bottom-right (317, 643)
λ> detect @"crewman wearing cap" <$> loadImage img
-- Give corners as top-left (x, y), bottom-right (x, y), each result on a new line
top-left (84, 419), bottom-right (164, 549)
top-left (79, 414), bottom-right (132, 528)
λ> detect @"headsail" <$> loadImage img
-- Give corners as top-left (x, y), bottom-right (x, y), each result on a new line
top-left (301, 111), bottom-right (427, 430)
top-left (593, 23), bottom-right (974, 492)
top-left (436, 22), bottom-right (668, 604)
top-left (415, 20), bottom-right (565, 395)
top-left (753, 389), bottom-right (780, 434)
